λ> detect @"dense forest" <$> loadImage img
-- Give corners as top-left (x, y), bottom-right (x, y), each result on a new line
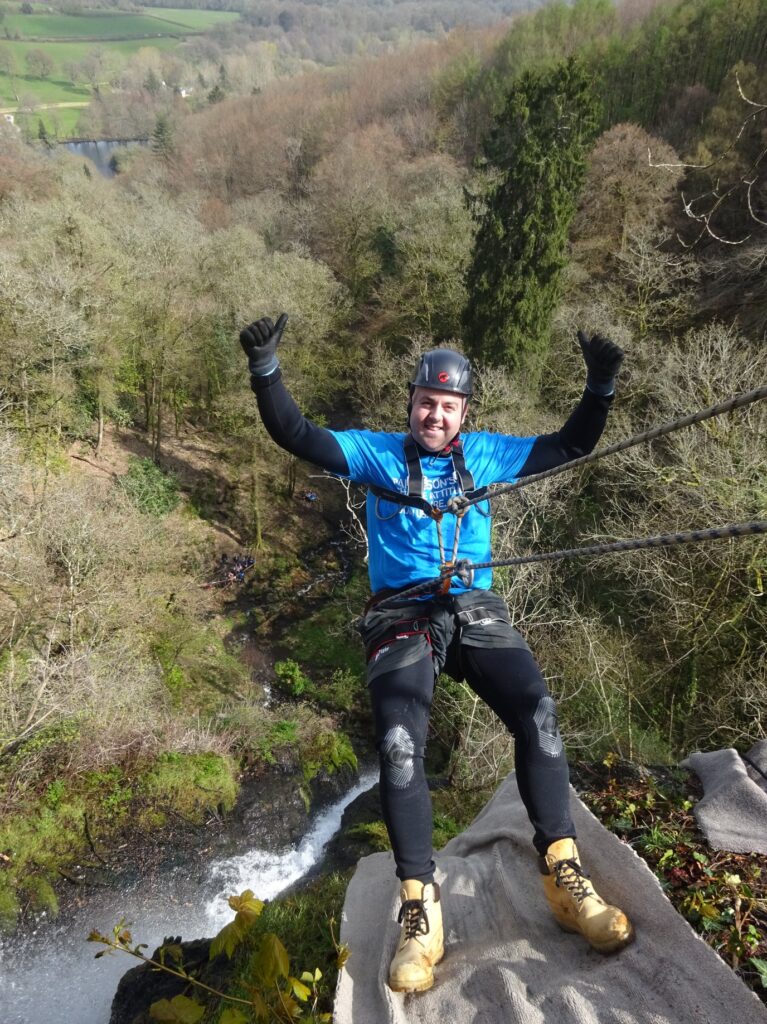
top-left (142, 0), bottom-right (539, 63)
top-left (0, 0), bottom-right (765, 978)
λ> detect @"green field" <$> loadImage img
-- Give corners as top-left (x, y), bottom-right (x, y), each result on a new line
top-left (146, 8), bottom-right (241, 31)
top-left (0, 37), bottom-right (179, 110)
top-left (0, 71), bottom-right (89, 109)
top-left (0, 6), bottom-right (240, 124)
top-left (15, 104), bottom-right (83, 137)
top-left (1, 35), bottom-right (181, 67)
top-left (1, 8), bottom-right (239, 39)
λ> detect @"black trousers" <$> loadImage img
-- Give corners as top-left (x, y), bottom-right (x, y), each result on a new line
top-left (360, 592), bottom-right (576, 883)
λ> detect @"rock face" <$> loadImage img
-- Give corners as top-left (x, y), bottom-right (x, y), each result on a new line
top-left (110, 939), bottom-right (217, 1024)
top-left (234, 764), bottom-right (312, 848)
top-left (234, 762), bottom-right (359, 849)
top-left (321, 783), bottom-right (384, 872)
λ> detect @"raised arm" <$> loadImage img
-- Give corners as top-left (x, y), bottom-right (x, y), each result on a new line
top-left (519, 332), bottom-right (624, 476)
top-left (240, 315), bottom-right (349, 475)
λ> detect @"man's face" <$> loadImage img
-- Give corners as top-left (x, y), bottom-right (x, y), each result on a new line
top-left (409, 386), bottom-right (468, 452)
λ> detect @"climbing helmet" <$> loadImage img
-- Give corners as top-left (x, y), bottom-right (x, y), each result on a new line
top-left (410, 349), bottom-right (473, 397)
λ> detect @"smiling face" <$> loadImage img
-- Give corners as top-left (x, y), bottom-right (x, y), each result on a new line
top-left (409, 386), bottom-right (468, 452)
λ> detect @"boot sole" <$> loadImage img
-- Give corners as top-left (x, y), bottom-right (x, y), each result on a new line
top-left (555, 918), bottom-right (636, 954)
top-left (389, 974), bottom-right (435, 994)
top-left (388, 945), bottom-right (445, 994)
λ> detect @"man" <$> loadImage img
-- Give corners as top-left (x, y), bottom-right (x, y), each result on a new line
top-left (240, 314), bottom-right (634, 993)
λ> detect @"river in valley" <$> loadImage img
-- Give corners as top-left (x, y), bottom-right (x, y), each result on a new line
top-left (0, 770), bottom-right (377, 1024)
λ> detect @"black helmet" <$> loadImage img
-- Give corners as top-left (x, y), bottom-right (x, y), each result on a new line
top-left (410, 348), bottom-right (473, 397)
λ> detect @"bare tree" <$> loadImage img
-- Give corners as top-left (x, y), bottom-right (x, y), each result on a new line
top-left (650, 71), bottom-right (767, 246)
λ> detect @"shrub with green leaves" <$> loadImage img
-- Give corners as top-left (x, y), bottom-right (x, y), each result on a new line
top-left (90, 881), bottom-right (347, 1023)
top-left (275, 659), bottom-right (311, 698)
top-left (140, 751), bottom-right (238, 821)
top-left (119, 457), bottom-right (180, 516)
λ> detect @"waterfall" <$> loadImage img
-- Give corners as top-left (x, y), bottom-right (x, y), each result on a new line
top-left (0, 771), bottom-right (377, 1024)
top-left (63, 140), bottom-right (147, 178)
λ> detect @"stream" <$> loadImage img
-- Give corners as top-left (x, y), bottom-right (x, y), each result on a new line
top-left (0, 770), bottom-right (377, 1024)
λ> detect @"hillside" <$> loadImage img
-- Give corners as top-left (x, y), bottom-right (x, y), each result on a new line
top-left (0, 0), bottom-right (541, 139)
top-left (0, 0), bottom-right (766, 1018)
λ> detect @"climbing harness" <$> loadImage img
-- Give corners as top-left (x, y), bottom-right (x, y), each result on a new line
top-left (369, 435), bottom-right (487, 592)
top-left (372, 385), bottom-right (767, 612)
top-left (370, 435), bottom-right (484, 514)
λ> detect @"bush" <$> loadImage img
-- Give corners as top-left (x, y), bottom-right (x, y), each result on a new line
top-left (485, 319), bottom-right (767, 758)
top-left (150, 615), bottom-right (252, 712)
top-left (274, 658), bottom-right (311, 697)
top-left (300, 728), bottom-right (357, 783)
top-left (258, 718), bottom-right (299, 765)
top-left (320, 667), bottom-right (364, 714)
top-left (273, 659), bottom-right (364, 714)
top-left (430, 675), bottom-right (516, 789)
top-left (119, 457), bottom-right (180, 516)
top-left (139, 751), bottom-right (238, 821)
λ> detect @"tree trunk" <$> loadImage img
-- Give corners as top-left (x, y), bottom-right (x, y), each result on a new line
top-left (152, 358), bottom-right (165, 464)
top-left (286, 454), bottom-right (297, 499)
top-left (95, 390), bottom-right (104, 457)
top-left (143, 368), bottom-right (152, 433)
top-left (173, 388), bottom-right (181, 438)
top-left (21, 366), bottom-right (30, 429)
top-left (249, 460), bottom-right (263, 550)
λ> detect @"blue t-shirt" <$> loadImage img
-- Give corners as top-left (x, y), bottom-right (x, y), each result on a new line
top-left (329, 430), bottom-right (536, 594)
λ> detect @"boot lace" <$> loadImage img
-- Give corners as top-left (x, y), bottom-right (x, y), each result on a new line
top-left (553, 858), bottom-right (595, 905)
top-left (398, 899), bottom-right (430, 939)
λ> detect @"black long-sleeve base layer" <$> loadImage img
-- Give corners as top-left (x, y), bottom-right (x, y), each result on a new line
top-left (251, 367), bottom-right (613, 480)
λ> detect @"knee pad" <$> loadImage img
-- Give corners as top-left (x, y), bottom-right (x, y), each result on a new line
top-left (380, 724), bottom-right (417, 789)
top-left (533, 696), bottom-right (564, 758)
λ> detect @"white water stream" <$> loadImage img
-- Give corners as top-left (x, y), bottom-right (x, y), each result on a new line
top-left (0, 771), bottom-right (377, 1024)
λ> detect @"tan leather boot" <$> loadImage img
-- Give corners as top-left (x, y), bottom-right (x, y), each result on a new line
top-left (388, 879), bottom-right (444, 993)
top-left (541, 839), bottom-right (634, 953)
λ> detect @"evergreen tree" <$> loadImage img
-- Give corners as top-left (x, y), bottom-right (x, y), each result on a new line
top-left (462, 58), bottom-right (600, 372)
top-left (144, 68), bottom-right (162, 97)
top-left (151, 114), bottom-right (174, 160)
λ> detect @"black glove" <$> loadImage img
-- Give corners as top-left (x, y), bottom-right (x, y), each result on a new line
top-left (577, 330), bottom-right (624, 396)
top-left (239, 313), bottom-right (288, 378)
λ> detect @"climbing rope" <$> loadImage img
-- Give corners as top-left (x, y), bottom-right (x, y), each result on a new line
top-left (448, 384), bottom-right (767, 513)
top-left (466, 520), bottom-right (767, 573)
top-left (371, 521), bottom-right (767, 610)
